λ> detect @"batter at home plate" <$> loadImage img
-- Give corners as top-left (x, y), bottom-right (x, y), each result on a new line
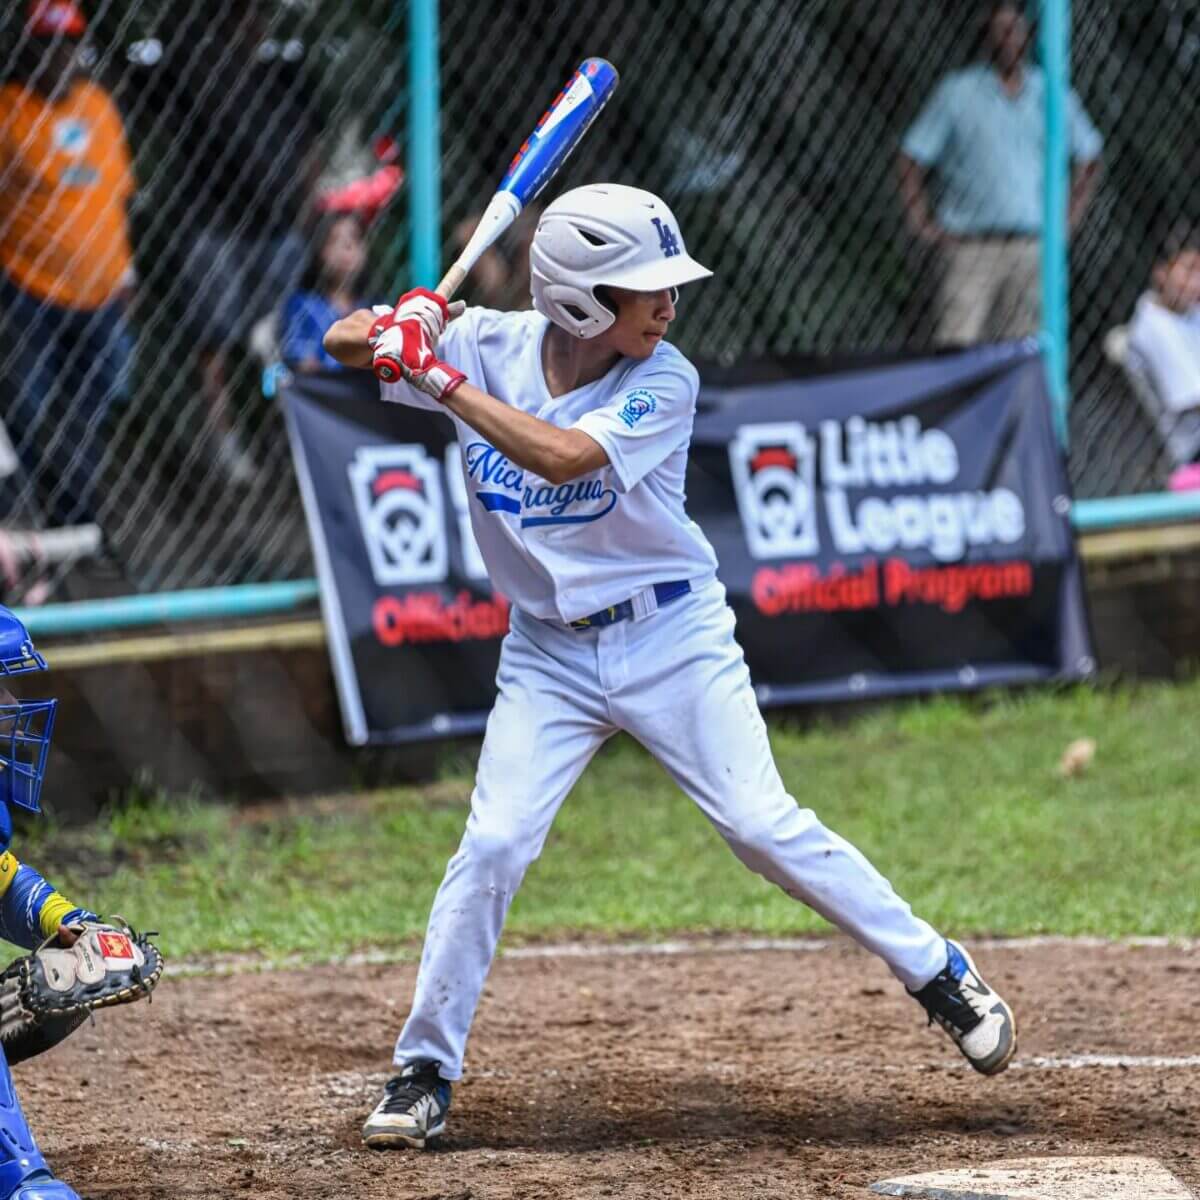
top-left (323, 183), bottom-right (1017, 1149)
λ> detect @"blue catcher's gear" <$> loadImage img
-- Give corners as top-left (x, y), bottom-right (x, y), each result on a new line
top-left (0, 610), bottom-right (56, 838)
top-left (0, 1042), bottom-right (80, 1200)
top-left (0, 610), bottom-right (90, 1199)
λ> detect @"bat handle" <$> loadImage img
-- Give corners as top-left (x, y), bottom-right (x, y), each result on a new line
top-left (435, 191), bottom-right (523, 304)
top-left (374, 262), bottom-right (466, 380)
top-left (436, 263), bottom-right (468, 301)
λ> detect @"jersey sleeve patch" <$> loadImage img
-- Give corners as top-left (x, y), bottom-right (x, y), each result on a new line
top-left (617, 389), bottom-right (657, 429)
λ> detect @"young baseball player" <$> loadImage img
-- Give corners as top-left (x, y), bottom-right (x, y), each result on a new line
top-left (324, 184), bottom-right (1017, 1150)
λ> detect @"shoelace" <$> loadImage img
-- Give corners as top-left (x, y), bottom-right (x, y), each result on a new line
top-left (917, 968), bottom-right (984, 1035)
top-left (381, 1069), bottom-right (442, 1113)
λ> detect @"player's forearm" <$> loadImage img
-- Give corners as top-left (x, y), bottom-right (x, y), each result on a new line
top-left (322, 309), bottom-right (377, 369)
top-left (442, 382), bottom-right (605, 484)
top-left (0, 854), bottom-right (95, 950)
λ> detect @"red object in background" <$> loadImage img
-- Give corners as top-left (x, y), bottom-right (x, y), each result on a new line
top-left (27, 0), bottom-right (87, 37)
top-left (315, 165), bottom-right (404, 224)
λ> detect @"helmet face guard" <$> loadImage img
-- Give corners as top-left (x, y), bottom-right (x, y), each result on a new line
top-left (0, 608), bottom-right (55, 814)
top-left (0, 697), bottom-right (56, 813)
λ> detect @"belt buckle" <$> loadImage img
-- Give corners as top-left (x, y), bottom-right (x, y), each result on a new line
top-left (570, 601), bottom-right (625, 632)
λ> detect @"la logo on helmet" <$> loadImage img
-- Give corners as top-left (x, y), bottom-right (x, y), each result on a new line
top-left (651, 217), bottom-right (680, 259)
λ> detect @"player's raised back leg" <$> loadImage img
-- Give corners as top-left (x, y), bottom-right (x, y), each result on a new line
top-left (611, 582), bottom-right (1016, 1075)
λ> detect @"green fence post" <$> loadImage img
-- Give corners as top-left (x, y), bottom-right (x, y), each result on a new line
top-left (408, 0), bottom-right (440, 288)
top-left (1040, 0), bottom-right (1070, 446)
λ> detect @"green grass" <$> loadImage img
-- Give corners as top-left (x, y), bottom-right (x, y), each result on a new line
top-left (16, 678), bottom-right (1200, 960)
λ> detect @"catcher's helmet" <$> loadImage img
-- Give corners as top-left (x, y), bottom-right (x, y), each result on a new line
top-left (530, 183), bottom-right (711, 339)
top-left (0, 607), bottom-right (55, 831)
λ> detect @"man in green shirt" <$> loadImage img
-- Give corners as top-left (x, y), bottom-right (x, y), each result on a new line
top-left (898, 2), bottom-right (1102, 344)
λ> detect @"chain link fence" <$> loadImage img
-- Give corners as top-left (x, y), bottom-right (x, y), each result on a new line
top-left (1, 0), bottom-right (1197, 607)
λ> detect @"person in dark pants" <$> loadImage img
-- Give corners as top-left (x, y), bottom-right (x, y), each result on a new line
top-left (0, 1), bottom-right (137, 530)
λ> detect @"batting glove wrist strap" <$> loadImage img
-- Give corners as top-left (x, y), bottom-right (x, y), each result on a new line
top-left (418, 361), bottom-right (467, 403)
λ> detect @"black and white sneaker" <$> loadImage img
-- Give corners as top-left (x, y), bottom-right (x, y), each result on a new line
top-left (909, 939), bottom-right (1017, 1075)
top-left (362, 1060), bottom-right (452, 1149)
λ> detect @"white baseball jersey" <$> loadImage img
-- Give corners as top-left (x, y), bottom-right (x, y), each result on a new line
top-left (380, 306), bottom-right (717, 623)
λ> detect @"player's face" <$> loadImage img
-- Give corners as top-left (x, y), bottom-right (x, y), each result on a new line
top-left (603, 287), bottom-right (677, 359)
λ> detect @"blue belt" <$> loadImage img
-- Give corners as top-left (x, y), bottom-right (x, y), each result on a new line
top-left (569, 580), bottom-right (691, 631)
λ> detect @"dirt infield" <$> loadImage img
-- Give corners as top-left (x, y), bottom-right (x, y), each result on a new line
top-left (22, 939), bottom-right (1200, 1199)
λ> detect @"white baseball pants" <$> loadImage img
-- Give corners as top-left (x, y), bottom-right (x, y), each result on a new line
top-left (394, 580), bottom-right (947, 1079)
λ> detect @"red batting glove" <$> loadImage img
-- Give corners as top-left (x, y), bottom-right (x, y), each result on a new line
top-left (393, 287), bottom-right (452, 342)
top-left (373, 316), bottom-right (466, 403)
top-left (370, 289), bottom-right (464, 373)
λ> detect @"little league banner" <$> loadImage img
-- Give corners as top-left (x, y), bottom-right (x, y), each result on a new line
top-left (689, 340), bottom-right (1094, 707)
top-left (283, 340), bottom-right (1093, 744)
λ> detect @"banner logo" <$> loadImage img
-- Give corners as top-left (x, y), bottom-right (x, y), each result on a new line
top-left (729, 423), bottom-right (819, 558)
top-left (348, 445), bottom-right (447, 585)
top-left (731, 417), bottom-right (1028, 563)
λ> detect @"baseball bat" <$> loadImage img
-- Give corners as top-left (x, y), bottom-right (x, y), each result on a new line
top-left (435, 57), bottom-right (620, 301)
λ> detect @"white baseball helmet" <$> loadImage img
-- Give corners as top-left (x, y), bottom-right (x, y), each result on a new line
top-left (530, 183), bottom-right (712, 338)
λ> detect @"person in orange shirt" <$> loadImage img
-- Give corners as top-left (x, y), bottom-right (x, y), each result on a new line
top-left (0, 1), bottom-right (136, 536)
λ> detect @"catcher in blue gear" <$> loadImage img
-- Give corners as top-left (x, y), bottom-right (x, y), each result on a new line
top-left (0, 606), bottom-right (162, 1200)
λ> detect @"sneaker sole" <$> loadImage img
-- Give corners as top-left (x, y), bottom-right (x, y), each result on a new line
top-left (947, 939), bottom-right (1018, 1076)
top-left (362, 1120), bottom-right (446, 1151)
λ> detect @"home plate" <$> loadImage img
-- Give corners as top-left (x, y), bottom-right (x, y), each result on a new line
top-left (870, 1156), bottom-right (1194, 1200)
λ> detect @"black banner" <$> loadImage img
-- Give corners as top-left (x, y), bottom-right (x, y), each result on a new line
top-left (283, 341), bottom-right (1093, 743)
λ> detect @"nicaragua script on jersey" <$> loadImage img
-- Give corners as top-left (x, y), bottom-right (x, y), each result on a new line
top-left (464, 442), bottom-right (618, 528)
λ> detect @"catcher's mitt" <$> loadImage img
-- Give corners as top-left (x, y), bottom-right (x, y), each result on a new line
top-left (0, 918), bottom-right (164, 1065)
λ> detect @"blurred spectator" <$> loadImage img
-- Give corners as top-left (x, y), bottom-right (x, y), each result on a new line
top-left (126, 3), bottom-right (326, 483)
top-left (1123, 235), bottom-right (1200, 475)
top-left (0, 0), bottom-right (136, 530)
top-left (280, 214), bottom-right (370, 374)
top-left (451, 207), bottom-right (539, 311)
top-left (898, 1), bottom-right (1103, 344)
